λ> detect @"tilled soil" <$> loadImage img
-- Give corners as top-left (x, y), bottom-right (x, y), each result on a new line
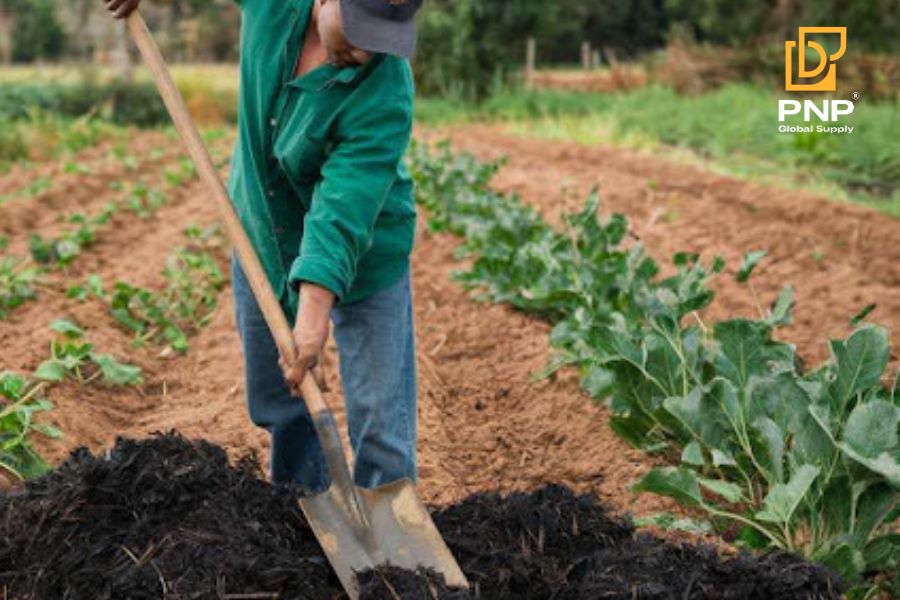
top-left (0, 129), bottom-right (687, 519)
top-left (0, 128), bottom-right (896, 596)
top-left (0, 435), bottom-right (843, 600)
top-left (430, 125), bottom-right (900, 369)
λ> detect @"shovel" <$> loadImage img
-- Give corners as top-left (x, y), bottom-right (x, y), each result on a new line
top-left (124, 12), bottom-right (468, 599)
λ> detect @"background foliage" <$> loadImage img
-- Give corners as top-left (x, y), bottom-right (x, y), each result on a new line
top-left (1, 0), bottom-right (896, 97)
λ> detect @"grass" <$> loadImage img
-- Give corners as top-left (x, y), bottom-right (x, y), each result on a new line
top-left (416, 85), bottom-right (900, 217)
top-left (0, 113), bottom-right (128, 177)
top-left (0, 65), bottom-right (895, 215)
top-left (0, 64), bottom-right (239, 93)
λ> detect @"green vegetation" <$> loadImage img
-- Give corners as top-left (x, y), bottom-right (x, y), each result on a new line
top-left (0, 80), bottom-right (169, 126)
top-left (0, 371), bottom-right (56, 481)
top-left (110, 226), bottom-right (226, 354)
top-left (409, 141), bottom-right (898, 597)
top-left (124, 182), bottom-right (168, 219)
top-left (417, 85), bottom-right (900, 216)
top-left (66, 274), bottom-right (105, 303)
top-left (0, 257), bottom-right (39, 319)
top-left (29, 204), bottom-right (116, 267)
top-left (415, 0), bottom-right (899, 97)
top-left (34, 319), bottom-right (142, 386)
top-left (0, 76), bottom-right (238, 128)
top-left (0, 111), bottom-right (124, 176)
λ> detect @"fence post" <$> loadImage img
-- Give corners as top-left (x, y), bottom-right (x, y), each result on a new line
top-left (581, 41), bottom-right (591, 70)
top-left (525, 37), bottom-right (536, 90)
top-left (591, 50), bottom-right (601, 70)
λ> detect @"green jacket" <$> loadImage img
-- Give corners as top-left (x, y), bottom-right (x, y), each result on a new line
top-left (228, 0), bottom-right (416, 315)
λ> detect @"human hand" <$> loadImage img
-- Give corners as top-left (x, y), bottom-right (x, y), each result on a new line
top-left (280, 283), bottom-right (335, 397)
top-left (104, 0), bottom-right (141, 19)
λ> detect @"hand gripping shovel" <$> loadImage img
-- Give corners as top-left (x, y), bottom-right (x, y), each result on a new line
top-left (124, 12), bottom-right (468, 599)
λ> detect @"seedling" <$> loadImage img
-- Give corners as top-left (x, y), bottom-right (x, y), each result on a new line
top-left (0, 371), bottom-right (57, 481)
top-left (163, 157), bottom-right (197, 188)
top-left (28, 205), bottom-right (117, 267)
top-left (109, 227), bottom-right (225, 354)
top-left (0, 256), bottom-right (39, 319)
top-left (63, 161), bottom-right (92, 175)
top-left (34, 319), bottom-right (142, 386)
top-left (125, 182), bottom-right (167, 219)
top-left (66, 274), bottom-right (106, 302)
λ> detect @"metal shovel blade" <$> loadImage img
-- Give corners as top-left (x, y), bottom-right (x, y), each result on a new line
top-left (301, 479), bottom-right (468, 599)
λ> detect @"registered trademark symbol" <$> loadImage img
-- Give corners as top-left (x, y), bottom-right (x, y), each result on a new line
top-left (851, 91), bottom-right (861, 101)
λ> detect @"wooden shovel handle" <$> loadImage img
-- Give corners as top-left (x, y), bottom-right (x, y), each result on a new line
top-left (125, 11), bottom-right (329, 415)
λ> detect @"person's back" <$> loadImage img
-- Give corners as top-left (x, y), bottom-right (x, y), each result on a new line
top-left (231, 0), bottom-right (417, 314)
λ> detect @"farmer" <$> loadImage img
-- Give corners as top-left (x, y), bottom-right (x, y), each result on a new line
top-left (105, 0), bottom-right (423, 494)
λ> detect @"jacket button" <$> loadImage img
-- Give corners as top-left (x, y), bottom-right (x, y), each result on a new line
top-left (270, 118), bottom-right (277, 127)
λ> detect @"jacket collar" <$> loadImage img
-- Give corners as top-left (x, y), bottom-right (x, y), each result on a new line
top-left (290, 55), bottom-right (382, 91)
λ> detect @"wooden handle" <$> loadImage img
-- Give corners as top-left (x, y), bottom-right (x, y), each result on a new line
top-left (125, 11), bottom-right (329, 414)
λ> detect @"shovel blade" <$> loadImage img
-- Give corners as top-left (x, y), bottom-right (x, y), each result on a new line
top-left (301, 479), bottom-right (468, 599)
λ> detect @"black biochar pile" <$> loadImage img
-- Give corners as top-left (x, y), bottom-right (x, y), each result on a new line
top-left (0, 434), bottom-right (842, 599)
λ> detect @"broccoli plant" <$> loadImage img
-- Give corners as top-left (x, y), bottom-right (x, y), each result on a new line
top-left (407, 142), bottom-right (898, 595)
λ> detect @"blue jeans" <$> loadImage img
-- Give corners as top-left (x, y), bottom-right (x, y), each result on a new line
top-left (232, 256), bottom-right (417, 493)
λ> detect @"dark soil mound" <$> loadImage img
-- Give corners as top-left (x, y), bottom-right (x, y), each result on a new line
top-left (0, 434), bottom-right (335, 599)
top-left (0, 435), bottom-right (842, 600)
top-left (361, 488), bottom-right (842, 600)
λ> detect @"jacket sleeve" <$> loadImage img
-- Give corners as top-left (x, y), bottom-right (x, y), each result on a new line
top-left (287, 93), bottom-right (412, 301)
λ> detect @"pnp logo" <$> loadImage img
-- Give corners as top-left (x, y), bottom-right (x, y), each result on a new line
top-left (785, 27), bottom-right (847, 91)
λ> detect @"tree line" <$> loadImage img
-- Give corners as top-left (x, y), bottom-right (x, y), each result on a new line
top-left (1, 0), bottom-right (896, 96)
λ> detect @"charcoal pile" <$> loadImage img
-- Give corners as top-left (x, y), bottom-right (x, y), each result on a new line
top-left (0, 435), bottom-right (842, 599)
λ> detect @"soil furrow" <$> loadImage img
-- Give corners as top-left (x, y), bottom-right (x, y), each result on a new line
top-left (432, 125), bottom-right (900, 368)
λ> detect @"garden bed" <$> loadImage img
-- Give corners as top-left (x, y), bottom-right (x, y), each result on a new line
top-left (0, 435), bottom-right (842, 600)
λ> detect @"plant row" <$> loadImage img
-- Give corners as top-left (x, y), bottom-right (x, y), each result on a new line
top-left (0, 160), bottom-right (201, 320)
top-left (1, 224), bottom-right (227, 483)
top-left (407, 141), bottom-right (898, 597)
top-left (62, 224), bottom-right (226, 355)
top-left (1, 319), bottom-right (143, 483)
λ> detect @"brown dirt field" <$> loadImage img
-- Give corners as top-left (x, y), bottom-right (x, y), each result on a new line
top-left (432, 125), bottom-right (900, 371)
top-left (1, 126), bottom-right (897, 530)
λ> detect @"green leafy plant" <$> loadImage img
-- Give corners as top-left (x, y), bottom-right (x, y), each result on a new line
top-left (163, 157), bottom-right (198, 188)
top-left (34, 319), bottom-right (142, 386)
top-left (124, 182), bottom-right (167, 219)
top-left (617, 294), bottom-right (898, 580)
top-left (0, 371), bottom-right (57, 482)
top-left (0, 175), bottom-right (53, 205)
top-left (29, 204), bottom-right (116, 267)
top-left (63, 160), bottom-right (91, 175)
top-left (109, 226), bottom-right (225, 354)
top-left (408, 141), bottom-right (898, 595)
top-left (0, 256), bottom-right (39, 319)
top-left (66, 274), bottom-right (106, 302)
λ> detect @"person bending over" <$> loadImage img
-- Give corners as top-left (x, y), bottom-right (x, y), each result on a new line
top-left (107, 0), bottom-right (424, 493)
